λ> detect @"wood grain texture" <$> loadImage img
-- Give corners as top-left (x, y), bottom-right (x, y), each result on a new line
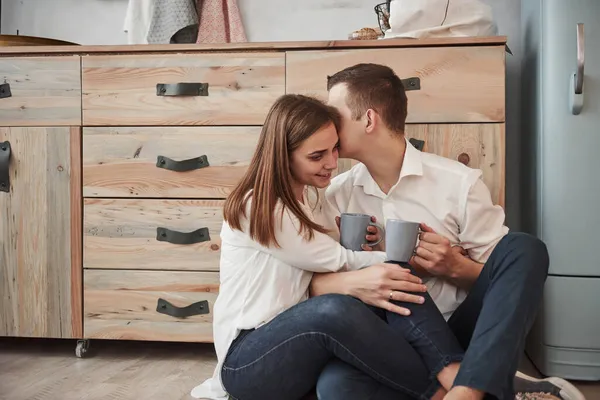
top-left (334, 124), bottom-right (505, 207)
top-left (286, 46), bottom-right (505, 123)
top-left (406, 124), bottom-right (505, 207)
top-left (70, 127), bottom-right (83, 339)
top-left (0, 339), bottom-right (221, 400)
top-left (82, 126), bottom-right (261, 198)
top-left (83, 270), bottom-right (219, 342)
top-left (0, 127), bottom-right (77, 338)
top-left (84, 199), bottom-right (224, 271)
top-left (0, 36), bottom-right (508, 55)
top-left (82, 53), bottom-right (285, 126)
top-left (0, 56), bottom-right (81, 126)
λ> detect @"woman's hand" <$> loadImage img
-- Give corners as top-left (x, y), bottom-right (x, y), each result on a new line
top-left (334, 215), bottom-right (385, 251)
top-left (347, 263), bottom-right (427, 316)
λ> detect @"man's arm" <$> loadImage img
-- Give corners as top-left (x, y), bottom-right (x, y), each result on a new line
top-left (413, 173), bottom-right (507, 289)
top-left (412, 225), bottom-right (483, 290)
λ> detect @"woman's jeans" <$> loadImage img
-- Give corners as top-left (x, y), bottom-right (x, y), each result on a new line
top-left (221, 271), bottom-right (464, 399)
top-left (221, 232), bottom-right (549, 400)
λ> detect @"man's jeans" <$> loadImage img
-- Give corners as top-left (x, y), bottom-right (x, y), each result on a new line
top-left (317, 232), bottom-right (550, 400)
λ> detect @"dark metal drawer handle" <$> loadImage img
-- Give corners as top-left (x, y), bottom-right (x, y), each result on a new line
top-left (156, 155), bottom-right (209, 172)
top-left (401, 77), bottom-right (421, 91)
top-left (409, 138), bottom-right (425, 151)
top-left (0, 141), bottom-right (11, 193)
top-left (0, 83), bottom-right (11, 99)
top-left (156, 227), bottom-right (210, 245)
top-left (156, 298), bottom-right (210, 319)
top-left (156, 83), bottom-right (209, 97)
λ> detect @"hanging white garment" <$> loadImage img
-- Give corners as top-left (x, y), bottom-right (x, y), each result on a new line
top-left (123, 0), bottom-right (156, 44)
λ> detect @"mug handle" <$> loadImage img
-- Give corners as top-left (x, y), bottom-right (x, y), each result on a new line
top-left (367, 221), bottom-right (385, 247)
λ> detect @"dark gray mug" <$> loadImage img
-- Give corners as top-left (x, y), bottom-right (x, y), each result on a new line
top-left (385, 219), bottom-right (420, 262)
top-left (339, 213), bottom-right (384, 251)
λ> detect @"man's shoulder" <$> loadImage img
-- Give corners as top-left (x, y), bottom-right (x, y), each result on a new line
top-left (419, 151), bottom-right (481, 183)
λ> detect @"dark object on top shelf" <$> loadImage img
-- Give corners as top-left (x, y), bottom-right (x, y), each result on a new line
top-left (374, 1), bottom-right (392, 33)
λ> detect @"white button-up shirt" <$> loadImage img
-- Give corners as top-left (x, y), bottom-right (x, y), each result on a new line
top-left (191, 193), bottom-right (387, 399)
top-left (319, 138), bottom-right (509, 320)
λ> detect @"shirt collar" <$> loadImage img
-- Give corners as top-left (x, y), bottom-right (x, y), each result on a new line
top-left (353, 137), bottom-right (423, 196)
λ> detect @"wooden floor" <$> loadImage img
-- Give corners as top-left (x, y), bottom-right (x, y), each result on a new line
top-left (0, 337), bottom-right (598, 400)
top-left (0, 338), bottom-right (218, 400)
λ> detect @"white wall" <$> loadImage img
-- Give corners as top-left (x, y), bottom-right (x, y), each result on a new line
top-left (0, 0), bottom-right (376, 44)
top-left (0, 0), bottom-right (524, 229)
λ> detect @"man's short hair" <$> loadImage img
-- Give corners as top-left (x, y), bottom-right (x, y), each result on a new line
top-left (326, 63), bottom-right (408, 133)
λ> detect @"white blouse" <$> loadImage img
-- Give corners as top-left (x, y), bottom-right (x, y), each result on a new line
top-left (191, 193), bottom-right (386, 399)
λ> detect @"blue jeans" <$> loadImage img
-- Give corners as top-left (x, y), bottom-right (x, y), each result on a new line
top-left (316, 232), bottom-right (550, 400)
top-left (221, 267), bottom-right (464, 399)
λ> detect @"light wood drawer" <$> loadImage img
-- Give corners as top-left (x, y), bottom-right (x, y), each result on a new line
top-left (83, 126), bottom-right (260, 198)
top-left (84, 269), bottom-right (218, 342)
top-left (84, 199), bottom-right (223, 271)
top-left (286, 46), bottom-right (505, 123)
top-left (82, 53), bottom-right (285, 126)
top-left (0, 56), bottom-right (81, 126)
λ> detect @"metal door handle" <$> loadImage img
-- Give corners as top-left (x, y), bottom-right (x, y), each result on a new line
top-left (570, 23), bottom-right (585, 115)
top-left (156, 227), bottom-right (211, 245)
top-left (156, 83), bottom-right (209, 97)
top-left (0, 141), bottom-right (11, 193)
top-left (156, 298), bottom-right (209, 319)
top-left (575, 23), bottom-right (584, 95)
top-left (156, 155), bottom-right (209, 172)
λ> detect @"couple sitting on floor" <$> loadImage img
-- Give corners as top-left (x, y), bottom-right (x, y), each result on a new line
top-left (191, 63), bottom-right (583, 400)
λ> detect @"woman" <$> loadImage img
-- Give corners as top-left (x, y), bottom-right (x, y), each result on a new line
top-left (191, 94), bottom-right (462, 400)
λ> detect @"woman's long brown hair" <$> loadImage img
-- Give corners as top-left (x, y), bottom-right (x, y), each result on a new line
top-left (223, 94), bottom-right (341, 248)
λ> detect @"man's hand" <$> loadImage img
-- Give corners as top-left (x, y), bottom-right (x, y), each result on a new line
top-left (345, 263), bottom-right (427, 316)
top-left (413, 223), bottom-right (483, 289)
top-left (413, 223), bottom-right (464, 278)
top-left (334, 215), bottom-right (385, 251)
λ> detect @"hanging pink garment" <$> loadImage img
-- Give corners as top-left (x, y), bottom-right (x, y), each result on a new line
top-left (196, 0), bottom-right (247, 43)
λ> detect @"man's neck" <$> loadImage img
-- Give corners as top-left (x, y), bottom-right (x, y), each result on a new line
top-left (356, 134), bottom-right (406, 195)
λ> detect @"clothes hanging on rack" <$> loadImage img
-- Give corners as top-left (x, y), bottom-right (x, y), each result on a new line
top-left (196, 0), bottom-right (247, 43)
top-left (147, 0), bottom-right (199, 44)
top-left (123, 0), bottom-right (155, 44)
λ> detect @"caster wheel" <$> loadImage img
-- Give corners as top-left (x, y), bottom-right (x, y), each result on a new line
top-left (75, 339), bottom-right (90, 358)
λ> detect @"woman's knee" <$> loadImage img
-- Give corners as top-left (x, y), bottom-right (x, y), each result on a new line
top-left (305, 294), bottom-right (368, 331)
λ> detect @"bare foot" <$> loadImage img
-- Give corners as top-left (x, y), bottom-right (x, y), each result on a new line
top-left (443, 386), bottom-right (485, 400)
top-left (431, 387), bottom-right (448, 400)
top-left (437, 362), bottom-right (460, 391)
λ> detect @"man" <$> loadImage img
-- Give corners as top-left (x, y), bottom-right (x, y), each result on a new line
top-left (309, 64), bottom-right (583, 400)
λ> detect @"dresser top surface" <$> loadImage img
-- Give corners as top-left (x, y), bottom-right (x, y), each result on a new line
top-left (0, 36), bottom-right (507, 56)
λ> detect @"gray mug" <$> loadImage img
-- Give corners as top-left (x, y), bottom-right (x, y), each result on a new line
top-left (385, 219), bottom-right (420, 263)
top-left (339, 213), bottom-right (384, 251)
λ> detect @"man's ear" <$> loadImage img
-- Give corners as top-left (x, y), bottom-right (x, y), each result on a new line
top-left (365, 109), bottom-right (376, 133)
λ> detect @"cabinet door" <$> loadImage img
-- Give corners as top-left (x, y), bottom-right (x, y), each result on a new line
top-left (0, 127), bottom-right (82, 338)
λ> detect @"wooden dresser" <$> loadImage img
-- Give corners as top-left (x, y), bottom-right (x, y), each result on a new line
top-left (0, 37), bottom-right (506, 355)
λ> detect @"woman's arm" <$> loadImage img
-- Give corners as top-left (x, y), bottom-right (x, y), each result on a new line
top-left (310, 265), bottom-right (428, 316)
top-left (262, 207), bottom-right (386, 273)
